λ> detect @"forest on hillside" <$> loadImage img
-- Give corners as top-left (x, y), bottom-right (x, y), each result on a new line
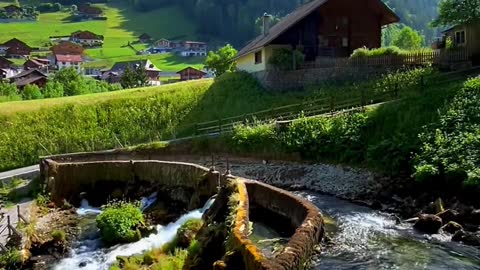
top-left (38, 0), bottom-right (442, 46)
top-left (121, 0), bottom-right (441, 46)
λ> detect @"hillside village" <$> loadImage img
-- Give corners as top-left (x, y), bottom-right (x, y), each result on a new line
top-left (0, 0), bottom-right (480, 269)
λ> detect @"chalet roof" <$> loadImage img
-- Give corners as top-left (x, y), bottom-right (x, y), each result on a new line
top-left (236, 0), bottom-right (400, 58)
top-left (11, 68), bottom-right (47, 79)
top-left (139, 33), bottom-right (152, 40)
top-left (109, 59), bottom-right (161, 72)
top-left (55, 54), bottom-right (83, 62)
top-left (24, 59), bottom-right (47, 67)
top-left (51, 41), bottom-right (84, 54)
top-left (71, 30), bottom-right (104, 40)
top-left (2, 4), bottom-right (22, 11)
top-left (78, 5), bottom-right (102, 15)
top-left (15, 76), bottom-right (46, 87)
top-left (177, 66), bottom-right (206, 74)
top-left (1, 38), bottom-right (31, 49)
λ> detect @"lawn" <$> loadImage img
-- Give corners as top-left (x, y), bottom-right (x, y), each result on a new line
top-left (0, 0), bottom-right (204, 71)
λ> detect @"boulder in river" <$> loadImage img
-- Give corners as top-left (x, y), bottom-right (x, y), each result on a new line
top-left (469, 209), bottom-right (480, 225)
top-left (442, 221), bottom-right (463, 234)
top-left (414, 214), bottom-right (443, 234)
top-left (452, 230), bottom-right (480, 246)
top-left (436, 209), bottom-right (459, 224)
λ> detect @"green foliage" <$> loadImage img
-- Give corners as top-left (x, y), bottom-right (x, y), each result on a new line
top-left (35, 193), bottom-right (49, 208)
top-left (351, 46), bottom-right (404, 58)
top-left (22, 84), bottom-right (43, 100)
top-left (43, 81), bottom-right (64, 98)
top-left (96, 201), bottom-right (144, 245)
top-left (0, 82), bottom-right (18, 97)
top-left (431, 0), bottom-right (480, 27)
top-left (51, 230), bottom-right (66, 243)
top-left (187, 239), bottom-right (201, 258)
top-left (445, 36), bottom-right (454, 50)
top-left (205, 44), bottom-right (237, 76)
top-left (120, 65), bottom-right (149, 89)
top-left (268, 48), bottom-right (305, 71)
top-left (414, 78), bottom-right (480, 187)
top-left (230, 122), bottom-right (277, 153)
top-left (0, 249), bottom-right (22, 270)
top-left (391, 26), bottom-right (425, 50)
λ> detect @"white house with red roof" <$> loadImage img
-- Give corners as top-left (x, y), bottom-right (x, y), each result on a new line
top-left (55, 54), bottom-right (83, 73)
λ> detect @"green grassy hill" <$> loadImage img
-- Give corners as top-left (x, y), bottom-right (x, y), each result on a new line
top-left (0, 1), bottom-right (204, 71)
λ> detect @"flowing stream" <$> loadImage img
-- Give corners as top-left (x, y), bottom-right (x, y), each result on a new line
top-left (54, 197), bottom-right (215, 270)
top-left (296, 191), bottom-right (480, 270)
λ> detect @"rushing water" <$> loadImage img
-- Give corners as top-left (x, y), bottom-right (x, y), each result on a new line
top-left (296, 191), bottom-right (480, 270)
top-left (54, 197), bottom-right (215, 270)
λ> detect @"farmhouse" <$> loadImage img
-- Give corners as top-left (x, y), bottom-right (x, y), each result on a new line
top-left (77, 4), bottom-right (103, 19)
top-left (236, 0), bottom-right (399, 73)
top-left (177, 66), bottom-right (206, 81)
top-left (139, 33), bottom-right (152, 43)
top-left (70, 30), bottom-right (104, 46)
top-left (24, 58), bottom-right (50, 71)
top-left (440, 23), bottom-right (480, 64)
top-left (102, 59), bottom-right (161, 85)
top-left (55, 54), bottom-right (83, 73)
top-left (2, 4), bottom-right (22, 15)
top-left (180, 41), bottom-right (207, 56)
top-left (10, 69), bottom-right (48, 89)
top-left (51, 41), bottom-right (85, 55)
top-left (0, 38), bottom-right (32, 58)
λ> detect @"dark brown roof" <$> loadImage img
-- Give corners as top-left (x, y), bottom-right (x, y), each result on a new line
top-left (11, 68), bottom-right (47, 79)
top-left (1, 38), bottom-right (31, 49)
top-left (139, 33), bottom-right (152, 40)
top-left (15, 76), bottom-right (46, 87)
top-left (71, 30), bottom-right (104, 40)
top-left (236, 0), bottom-right (399, 58)
top-left (177, 66), bottom-right (206, 74)
top-left (78, 5), bottom-right (102, 15)
top-left (0, 56), bottom-right (13, 67)
top-left (51, 41), bottom-right (84, 55)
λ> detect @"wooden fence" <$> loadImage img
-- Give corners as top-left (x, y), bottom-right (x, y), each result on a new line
top-left (300, 48), bottom-right (470, 69)
top-left (191, 67), bottom-right (480, 136)
top-left (0, 205), bottom-right (29, 253)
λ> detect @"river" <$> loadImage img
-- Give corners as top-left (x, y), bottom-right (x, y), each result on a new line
top-left (296, 191), bottom-right (480, 270)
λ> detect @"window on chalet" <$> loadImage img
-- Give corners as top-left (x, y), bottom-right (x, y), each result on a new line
top-left (455, 31), bottom-right (466, 45)
top-left (254, 50), bottom-right (262, 64)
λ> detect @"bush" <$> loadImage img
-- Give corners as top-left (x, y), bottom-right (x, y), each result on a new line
top-left (0, 249), bottom-right (22, 270)
top-left (51, 230), bottom-right (66, 243)
top-left (22, 84), bottom-right (43, 100)
top-left (351, 46), bottom-right (433, 58)
top-left (268, 48), bottom-right (304, 70)
top-left (230, 122), bottom-right (277, 153)
top-left (96, 202), bottom-right (145, 245)
top-left (414, 78), bottom-right (480, 187)
top-left (43, 81), bottom-right (64, 98)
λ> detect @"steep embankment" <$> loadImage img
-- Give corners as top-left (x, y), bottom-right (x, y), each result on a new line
top-left (0, 73), bottom-right (306, 172)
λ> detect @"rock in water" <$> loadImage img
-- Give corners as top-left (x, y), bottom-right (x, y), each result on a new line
top-left (414, 214), bottom-right (443, 234)
top-left (442, 221), bottom-right (463, 234)
top-left (469, 209), bottom-right (480, 225)
top-left (79, 261), bottom-right (87, 268)
top-left (452, 230), bottom-right (480, 246)
top-left (436, 209), bottom-right (459, 223)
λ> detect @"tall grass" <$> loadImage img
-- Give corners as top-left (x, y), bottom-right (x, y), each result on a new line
top-left (351, 46), bottom-right (433, 58)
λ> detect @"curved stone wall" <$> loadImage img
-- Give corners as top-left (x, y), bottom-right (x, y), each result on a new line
top-left (40, 158), bottom-right (324, 270)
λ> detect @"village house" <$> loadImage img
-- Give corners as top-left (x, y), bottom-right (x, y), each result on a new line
top-left (139, 33), bottom-right (152, 44)
top-left (439, 23), bottom-right (480, 65)
top-left (50, 41), bottom-right (85, 55)
top-left (0, 56), bottom-right (13, 69)
top-left (77, 4), bottom-right (103, 19)
top-left (177, 66), bottom-right (207, 81)
top-left (180, 41), bottom-right (207, 57)
top-left (70, 30), bottom-right (104, 46)
top-left (10, 69), bottom-right (48, 89)
top-left (102, 59), bottom-right (161, 85)
top-left (2, 4), bottom-right (22, 16)
top-left (0, 38), bottom-right (32, 58)
top-left (24, 58), bottom-right (50, 71)
top-left (236, 0), bottom-right (399, 73)
top-left (55, 54), bottom-right (83, 73)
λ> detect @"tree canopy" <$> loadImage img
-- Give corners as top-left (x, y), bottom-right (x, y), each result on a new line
top-left (391, 26), bottom-right (424, 50)
top-left (205, 44), bottom-right (238, 76)
top-left (431, 0), bottom-right (480, 27)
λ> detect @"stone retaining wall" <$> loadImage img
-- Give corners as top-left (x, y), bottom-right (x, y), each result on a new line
top-left (40, 159), bottom-right (323, 270)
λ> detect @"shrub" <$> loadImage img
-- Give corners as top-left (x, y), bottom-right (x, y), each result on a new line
top-left (36, 193), bottom-right (49, 208)
top-left (268, 48), bottom-right (305, 70)
top-left (230, 122), bottom-right (277, 153)
top-left (43, 81), bottom-right (64, 98)
top-left (0, 249), bottom-right (22, 270)
top-left (22, 84), bottom-right (43, 100)
top-left (187, 239), bottom-right (201, 257)
top-left (51, 230), bottom-right (66, 243)
top-left (96, 202), bottom-right (145, 245)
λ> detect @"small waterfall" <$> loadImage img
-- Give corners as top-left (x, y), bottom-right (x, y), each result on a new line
top-left (76, 199), bottom-right (102, 216)
top-left (54, 196), bottom-right (215, 270)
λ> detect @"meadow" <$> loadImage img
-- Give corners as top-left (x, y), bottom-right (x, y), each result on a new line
top-left (0, 1), bottom-right (204, 71)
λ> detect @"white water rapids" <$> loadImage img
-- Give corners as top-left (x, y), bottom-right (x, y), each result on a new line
top-left (54, 196), bottom-right (215, 270)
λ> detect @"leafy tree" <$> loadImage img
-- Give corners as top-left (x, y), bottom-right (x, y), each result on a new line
top-left (120, 65), bottom-right (149, 89)
top-left (431, 0), bottom-right (480, 27)
top-left (391, 26), bottom-right (424, 50)
top-left (205, 44), bottom-right (238, 76)
top-left (52, 67), bottom-right (87, 96)
top-left (43, 81), bottom-right (64, 98)
top-left (22, 84), bottom-right (43, 100)
top-left (0, 82), bottom-right (18, 97)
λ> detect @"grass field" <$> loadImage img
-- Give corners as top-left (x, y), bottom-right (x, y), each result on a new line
top-left (0, 0), bottom-right (204, 71)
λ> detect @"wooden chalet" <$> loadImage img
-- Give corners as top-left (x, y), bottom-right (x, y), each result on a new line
top-left (24, 58), bottom-right (49, 71)
top-left (51, 41), bottom-right (85, 55)
top-left (0, 56), bottom-right (13, 69)
top-left (236, 0), bottom-right (399, 73)
top-left (102, 59), bottom-right (160, 84)
top-left (77, 4), bottom-right (103, 18)
top-left (10, 69), bottom-right (48, 89)
top-left (139, 33), bottom-right (152, 43)
top-left (177, 66), bottom-right (206, 81)
top-left (1, 38), bottom-right (32, 58)
top-left (71, 30), bottom-right (104, 46)
top-left (2, 4), bottom-right (22, 15)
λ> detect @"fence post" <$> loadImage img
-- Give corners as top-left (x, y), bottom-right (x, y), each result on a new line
top-left (17, 205), bottom-right (20, 221)
top-left (7, 216), bottom-right (10, 237)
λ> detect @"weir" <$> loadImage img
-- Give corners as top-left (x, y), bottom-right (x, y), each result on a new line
top-left (40, 156), bottom-right (324, 270)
